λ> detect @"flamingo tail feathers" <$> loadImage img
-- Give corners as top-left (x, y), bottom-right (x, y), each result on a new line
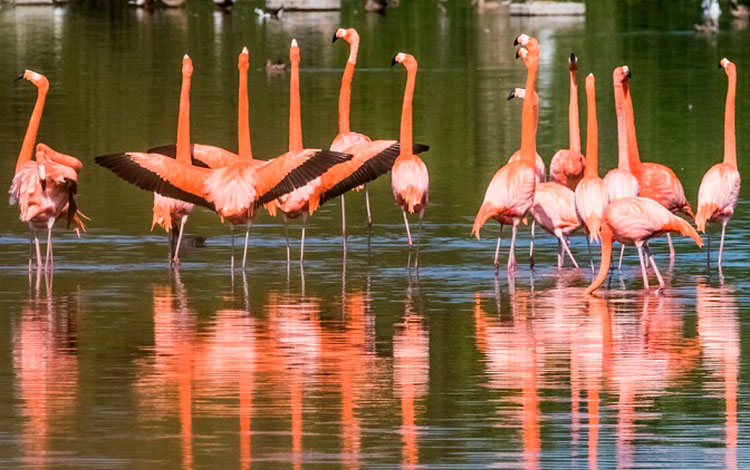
top-left (664, 215), bottom-right (703, 248)
top-left (585, 213), bottom-right (602, 243)
top-left (694, 203), bottom-right (716, 233)
top-left (471, 202), bottom-right (498, 240)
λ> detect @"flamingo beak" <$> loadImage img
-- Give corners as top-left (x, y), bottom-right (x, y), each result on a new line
top-left (332, 33), bottom-right (339, 43)
top-left (507, 89), bottom-right (516, 100)
top-left (391, 55), bottom-right (398, 66)
top-left (15, 72), bottom-right (24, 82)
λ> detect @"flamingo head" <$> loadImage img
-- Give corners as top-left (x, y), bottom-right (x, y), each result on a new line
top-left (506, 88), bottom-right (526, 101)
top-left (290, 38), bottom-right (300, 62)
top-left (16, 70), bottom-right (49, 90)
top-left (586, 72), bottom-right (595, 91)
top-left (391, 52), bottom-right (417, 70)
top-left (569, 52), bottom-right (578, 72)
top-left (333, 27), bottom-right (359, 45)
top-left (239, 46), bottom-right (249, 70)
top-left (515, 47), bottom-right (539, 69)
top-left (613, 65), bottom-right (631, 85)
top-left (720, 57), bottom-right (735, 76)
top-left (181, 54), bottom-right (193, 77)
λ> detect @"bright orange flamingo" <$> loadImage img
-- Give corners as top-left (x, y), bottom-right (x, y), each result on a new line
top-left (507, 87), bottom-right (580, 269)
top-left (584, 197), bottom-right (702, 294)
top-left (550, 53), bottom-right (585, 190)
top-left (695, 58), bottom-right (741, 270)
top-left (603, 66), bottom-right (639, 270)
top-left (152, 55), bottom-right (195, 266)
top-left (574, 73), bottom-right (609, 272)
top-left (391, 52), bottom-right (429, 266)
top-left (623, 66), bottom-right (693, 260)
top-left (331, 27), bottom-right (374, 234)
top-left (9, 70), bottom-right (85, 273)
top-left (472, 34), bottom-right (539, 272)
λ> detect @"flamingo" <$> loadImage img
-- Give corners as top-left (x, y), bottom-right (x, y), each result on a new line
top-left (330, 27), bottom-right (374, 235)
top-left (471, 34), bottom-right (539, 272)
top-left (507, 88), bottom-right (579, 269)
top-left (507, 88), bottom-right (545, 183)
top-left (603, 66), bottom-right (640, 269)
top-left (9, 70), bottom-right (85, 273)
top-left (549, 53), bottom-right (586, 190)
top-left (391, 52), bottom-right (429, 267)
top-left (695, 58), bottom-right (741, 269)
top-left (623, 65), bottom-right (693, 260)
top-left (584, 197), bottom-right (702, 295)
top-left (151, 55), bottom-right (195, 266)
top-left (95, 53), bottom-right (353, 269)
top-left (574, 73), bottom-right (609, 271)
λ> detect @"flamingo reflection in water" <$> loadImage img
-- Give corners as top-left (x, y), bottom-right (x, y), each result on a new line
top-left (14, 289), bottom-right (80, 468)
top-left (696, 280), bottom-right (739, 470)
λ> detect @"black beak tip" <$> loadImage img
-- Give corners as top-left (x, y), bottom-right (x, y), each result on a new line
top-left (506, 90), bottom-right (515, 101)
top-left (391, 56), bottom-right (398, 66)
top-left (515, 49), bottom-right (521, 59)
top-left (569, 52), bottom-right (577, 63)
top-left (15, 72), bottom-right (24, 82)
top-left (626, 70), bottom-right (632, 79)
top-left (40, 180), bottom-right (46, 191)
top-left (513, 37), bottom-right (519, 46)
top-left (332, 33), bottom-right (338, 43)
top-left (718, 61), bottom-right (724, 69)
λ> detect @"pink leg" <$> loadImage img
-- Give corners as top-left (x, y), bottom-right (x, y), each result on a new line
top-left (241, 221), bottom-right (252, 270)
top-left (44, 218), bottom-right (54, 272)
top-left (636, 245), bottom-right (649, 292)
top-left (173, 216), bottom-right (187, 266)
top-left (507, 222), bottom-right (518, 272)
top-left (718, 221), bottom-right (727, 267)
top-left (493, 225), bottom-right (503, 269)
top-left (341, 194), bottom-right (347, 245)
top-left (560, 235), bottom-right (579, 268)
top-left (618, 244), bottom-right (625, 270)
top-left (529, 221), bottom-right (535, 268)
top-left (365, 184), bottom-right (372, 227)
top-left (667, 233), bottom-right (675, 260)
top-left (300, 213), bottom-right (308, 264)
top-left (402, 209), bottom-right (413, 247)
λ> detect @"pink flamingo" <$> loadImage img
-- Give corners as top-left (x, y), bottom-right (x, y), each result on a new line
top-left (508, 88), bottom-right (579, 268)
top-left (574, 73), bottom-right (609, 271)
top-left (549, 53), bottom-right (586, 190)
top-left (603, 66), bottom-right (640, 269)
top-left (623, 66), bottom-right (693, 260)
top-left (9, 70), bottom-right (85, 272)
top-left (695, 58), bottom-right (741, 269)
top-left (391, 52), bottom-right (429, 266)
top-left (584, 197), bottom-right (702, 295)
top-left (151, 55), bottom-right (195, 266)
top-left (472, 34), bottom-right (539, 272)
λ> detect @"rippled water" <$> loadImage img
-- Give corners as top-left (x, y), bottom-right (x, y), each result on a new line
top-left (1, 0), bottom-right (750, 468)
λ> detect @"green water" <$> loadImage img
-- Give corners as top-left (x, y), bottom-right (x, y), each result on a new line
top-left (1, 0), bottom-right (749, 468)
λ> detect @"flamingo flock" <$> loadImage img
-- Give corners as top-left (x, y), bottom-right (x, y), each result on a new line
top-left (7, 31), bottom-right (742, 296)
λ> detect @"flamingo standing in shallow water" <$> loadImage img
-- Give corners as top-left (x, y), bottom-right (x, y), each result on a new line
top-left (9, 70), bottom-right (85, 272)
top-left (574, 73), bottom-right (609, 271)
top-left (472, 34), bottom-right (539, 272)
top-left (584, 197), bottom-right (702, 295)
top-left (695, 58), bottom-right (741, 270)
top-left (507, 88), bottom-right (579, 269)
top-left (391, 52), bottom-right (429, 267)
top-left (151, 55), bottom-right (195, 266)
top-left (550, 53), bottom-right (585, 190)
top-left (623, 66), bottom-right (693, 260)
top-left (603, 66), bottom-right (640, 269)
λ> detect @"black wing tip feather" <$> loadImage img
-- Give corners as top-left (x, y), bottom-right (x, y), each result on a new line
top-left (94, 153), bottom-right (216, 211)
top-left (146, 144), bottom-right (209, 168)
top-left (413, 143), bottom-right (430, 154)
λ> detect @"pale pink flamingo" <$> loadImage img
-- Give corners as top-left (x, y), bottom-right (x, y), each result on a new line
top-left (391, 52), bottom-right (429, 267)
top-left (95, 49), bottom-right (352, 269)
top-left (9, 70), bottom-right (85, 273)
top-left (574, 73), bottom-right (609, 271)
top-left (623, 66), bottom-right (694, 260)
top-left (584, 197), bottom-right (702, 294)
top-left (549, 53), bottom-right (585, 190)
top-left (603, 66), bottom-right (640, 269)
top-left (695, 58), bottom-right (741, 269)
top-left (471, 34), bottom-right (539, 272)
top-left (152, 55), bottom-right (195, 266)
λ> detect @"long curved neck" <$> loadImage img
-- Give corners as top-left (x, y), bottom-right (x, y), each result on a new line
top-left (520, 64), bottom-right (538, 164)
top-left (613, 84), bottom-right (631, 173)
top-left (338, 41), bottom-right (359, 135)
top-left (238, 65), bottom-right (252, 159)
top-left (584, 83), bottom-right (598, 177)
top-left (176, 74), bottom-right (191, 165)
top-left (585, 226), bottom-right (613, 295)
top-left (398, 63), bottom-right (416, 157)
top-left (623, 83), bottom-right (642, 173)
top-left (568, 69), bottom-right (581, 154)
top-left (289, 50), bottom-right (303, 153)
top-left (723, 66), bottom-right (737, 168)
top-left (16, 85), bottom-right (47, 173)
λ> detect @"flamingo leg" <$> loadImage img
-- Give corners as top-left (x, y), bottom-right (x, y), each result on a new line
top-left (636, 245), bottom-right (649, 292)
top-left (28, 228), bottom-right (33, 273)
top-left (341, 194), bottom-right (347, 245)
top-left (618, 244), bottom-right (625, 270)
top-left (706, 229), bottom-right (711, 269)
top-left (44, 221), bottom-right (53, 272)
top-left (561, 235), bottom-right (579, 269)
top-left (415, 211), bottom-right (423, 270)
top-left (300, 212), bottom-right (308, 264)
top-left (645, 245), bottom-right (665, 292)
top-left (365, 184), bottom-right (372, 227)
top-left (173, 215), bottom-right (187, 266)
top-left (230, 224), bottom-right (235, 271)
top-left (556, 238), bottom-right (562, 269)
top-left (507, 222), bottom-right (518, 272)
top-left (493, 225), bottom-right (503, 269)
top-left (586, 236), bottom-right (594, 273)
top-left (529, 220), bottom-right (535, 268)
top-left (402, 208), bottom-right (412, 248)
top-left (284, 215), bottom-right (291, 266)
top-left (34, 233), bottom-right (43, 273)
top-left (718, 221), bottom-right (727, 267)
top-left (667, 233), bottom-right (675, 260)
top-left (242, 221), bottom-right (252, 270)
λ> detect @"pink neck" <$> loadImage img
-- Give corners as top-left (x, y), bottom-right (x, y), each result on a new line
top-left (584, 79), bottom-right (598, 178)
top-left (568, 69), bottom-right (581, 154)
top-left (16, 85), bottom-right (47, 173)
top-left (724, 65), bottom-right (737, 168)
top-left (289, 48), bottom-right (303, 153)
top-left (520, 65), bottom-right (538, 165)
top-left (398, 62), bottom-right (416, 157)
top-left (623, 83), bottom-right (642, 174)
top-left (176, 74), bottom-right (191, 165)
top-left (613, 84), bottom-right (630, 173)
top-left (338, 41), bottom-right (359, 134)
top-left (238, 64), bottom-right (252, 159)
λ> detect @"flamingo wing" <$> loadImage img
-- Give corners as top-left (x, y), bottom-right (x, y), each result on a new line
top-left (146, 143), bottom-right (230, 169)
top-left (696, 163), bottom-right (741, 230)
top-left (94, 152), bottom-right (216, 210)
top-left (638, 163), bottom-right (688, 212)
